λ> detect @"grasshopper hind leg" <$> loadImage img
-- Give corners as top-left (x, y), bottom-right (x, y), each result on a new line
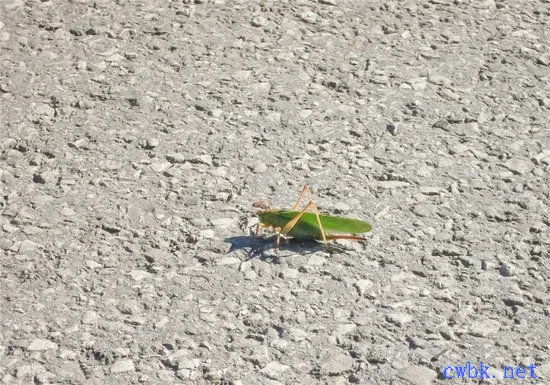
top-left (291, 185), bottom-right (313, 210)
top-left (281, 199), bottom-right (328, 249)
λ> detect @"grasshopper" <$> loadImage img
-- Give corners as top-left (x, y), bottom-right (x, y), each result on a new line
top-left (252, 186), bottom-right (372, 250)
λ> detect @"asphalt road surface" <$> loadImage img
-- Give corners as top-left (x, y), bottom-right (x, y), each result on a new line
top-left (1, 0), bottom-right (549, 384)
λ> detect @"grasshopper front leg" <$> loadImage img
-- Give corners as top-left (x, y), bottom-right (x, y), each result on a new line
top-left (254, 222), bottom-right (266, 237)
top-left (273, 227), bottom-right (283, 250)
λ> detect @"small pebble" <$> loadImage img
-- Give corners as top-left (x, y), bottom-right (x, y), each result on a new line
top-left (166, 153), bottom-right (186, 164)
top-left (502, 295), bottom-right (525, 307)
top-left (210, 218), bottom-right (237, 228)
top-left (307, 255), bottom-right (326, 266)
top-left (129, 270), bottom-right (152, 281)
top-left (260, 361), bottom-right (289, 380)
top-left (253, 162), bottom-right (267, 174)
top-left (428, 74), bottom-right (452, 86)
top-left (354, 279), bottom-right (373, 296)
top-left (199, 229), bottom-right (216, 239)
top-left (333, 202), bottom-right (351, 212)
top-left (143, 138), bottom-right (159, 149)
top-left (86, 260), bottom-right (102, 269)
top-left (218, 257), bottom-right (241, 265)
top-left (299, 11), bottom-right (317, 24)
top-left (320, 353), bottom-right (354, 375)
top-left (398, 366), bottom-right (437, 385)
top-left (251, 16), bottom-right (268, 27)
top-left (500, 262), bottom-right (514, 277)
top-left (27, 339), bottom-right (58, 351)
top-left (375, 181), bottom-right (410, 189)
top-left (150, 161), bottom-right (172, 173)
top-left (279, 268), bottom-right (299, 279)
top-left (469, 319), bottom-right (500, 337)
top-left (82, 311), bottom-right (100, 325)
top-left (18, 240), bottom-right (41, 253)
top-left (110, 359), bottom-right (135, 374)
top-left (439, 326), bottom-right (454, 340)
top-left (413, 204), bottom-right (437, 217)
top-left (503, 159), bottom-right (533, 175)
top-left (420, 186), bottom-right (444, 195)
top-left (386, 313), bottom-right (414, 326)
top-left (189, 155), bottom-right (213, 166)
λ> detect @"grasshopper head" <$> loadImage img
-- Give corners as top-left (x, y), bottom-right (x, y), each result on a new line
top-left (252, 200), bottom-right (270, 210)
top-left (251, 201), bottom-right (278, 227)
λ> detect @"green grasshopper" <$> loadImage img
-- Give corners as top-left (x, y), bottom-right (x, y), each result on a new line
top-left (252, 185), bottom-right (372, 250)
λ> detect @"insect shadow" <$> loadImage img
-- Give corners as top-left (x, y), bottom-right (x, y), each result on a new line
top-left (224, 235), bottom-right (345, 261)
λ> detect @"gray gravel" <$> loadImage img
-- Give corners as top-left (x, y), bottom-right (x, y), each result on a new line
top-left (1, 0), bottom-right (549, 384)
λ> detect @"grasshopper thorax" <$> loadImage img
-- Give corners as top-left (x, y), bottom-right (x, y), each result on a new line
top-left (256, 209), bottom-right (284, 228)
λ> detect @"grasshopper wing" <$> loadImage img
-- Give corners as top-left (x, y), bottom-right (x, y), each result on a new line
top-left (317, 213), bottom-right (372, 234)
top-left (276, 211), bottom-right (371, 236)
